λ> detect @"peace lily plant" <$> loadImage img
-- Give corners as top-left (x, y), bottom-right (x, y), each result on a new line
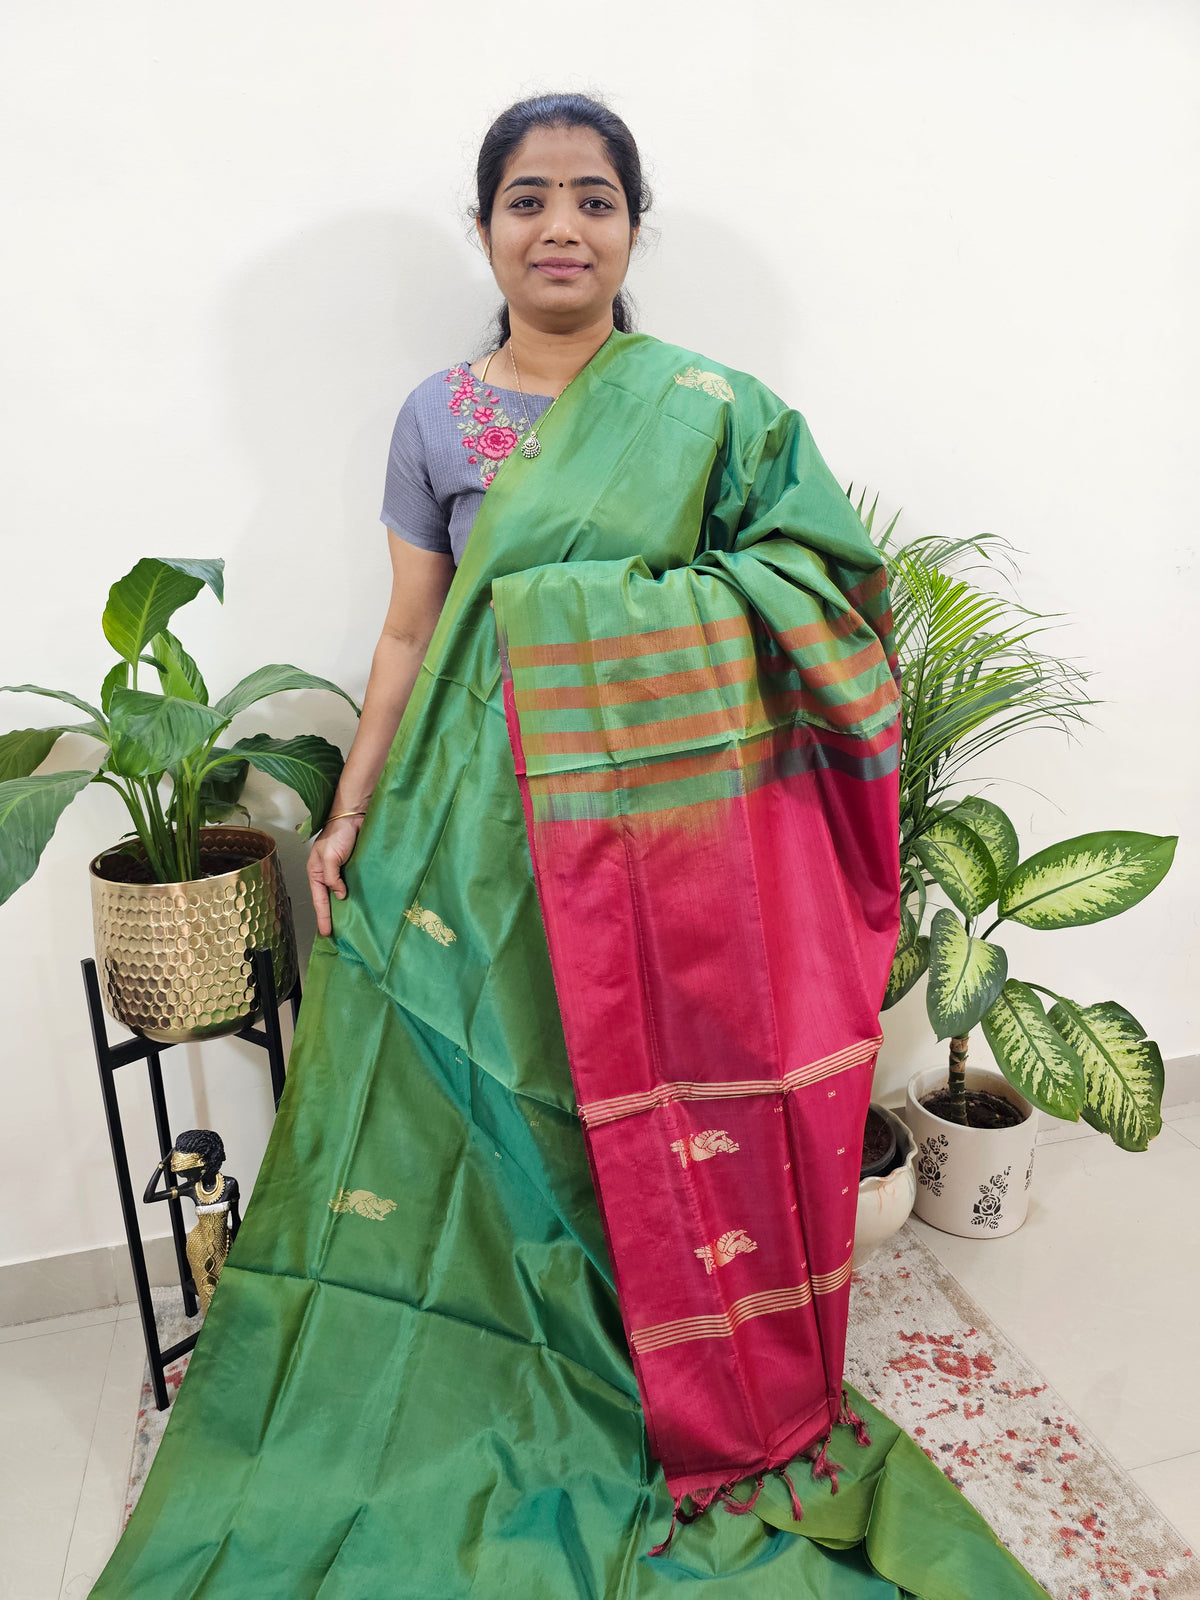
top-left (0, 556), bottom-right (360, 901)
top-left (861, 504), bottom-right (1175, 1154)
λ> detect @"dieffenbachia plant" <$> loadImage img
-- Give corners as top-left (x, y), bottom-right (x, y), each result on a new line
top-left (0, 557), bottom-right (360, 900)
top-left (885, 799), bottom-right (1175, 1150)
top-left (856, 492), bottom-right (1176, 1151)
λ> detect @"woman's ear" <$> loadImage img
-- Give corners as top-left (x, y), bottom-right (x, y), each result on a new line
top-left (475, 215), bottom-right (492, 264)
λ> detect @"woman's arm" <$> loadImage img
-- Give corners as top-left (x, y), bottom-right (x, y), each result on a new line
top-left (306, 532), bottom-right (454, 935)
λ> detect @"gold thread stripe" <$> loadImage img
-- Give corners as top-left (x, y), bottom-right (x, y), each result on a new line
top-left (810, 1261), bottom-right (854, 1293)
top-left (578, 1036), bottom-right (882, 1129)
top-left (630, 1284), bottom-right (814, 1355)
top-left (629, 1256), bottom-right (854, 1355)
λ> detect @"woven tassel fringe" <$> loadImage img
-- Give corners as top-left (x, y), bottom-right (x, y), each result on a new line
top-left (648, 1396), bottom-right (871, 1557)
top-left (774, 1463), bottom-right (805, 1522)
top-left (801, 1434), bottom-right (844, 1494)
top-left (836, 1388), bottom-right (873, 1448)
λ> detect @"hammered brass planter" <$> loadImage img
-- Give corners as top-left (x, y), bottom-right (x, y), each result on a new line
top-left (89, 826), bottom-right (298, 1044)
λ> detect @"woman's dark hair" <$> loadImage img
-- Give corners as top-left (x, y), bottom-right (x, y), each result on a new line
top-left (472, 92), bottom-right (651, 347)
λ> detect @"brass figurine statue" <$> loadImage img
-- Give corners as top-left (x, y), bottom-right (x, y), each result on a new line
top-left (144, 1129), bottom-right (241, 1312)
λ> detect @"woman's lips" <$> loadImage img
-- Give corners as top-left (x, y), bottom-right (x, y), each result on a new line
top-left (533, 260), bottom-right (589, 279)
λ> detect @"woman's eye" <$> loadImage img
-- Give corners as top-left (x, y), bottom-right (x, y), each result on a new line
top-left (582, 198), bottom-right (614, 211)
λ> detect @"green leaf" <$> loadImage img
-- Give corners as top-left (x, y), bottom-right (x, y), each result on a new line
top-left (101, 558), bottom-right (224, 665)
top-left (0, 725), bottom-right (108, 781)
top-left (0, 770), bottom-right (97, 906)
top-left (945, 795), bottom-right (1020, 882)
top-left (980, 979), bottom-right (1085, 1120)
top-left (1048, 998), bottom-right (1164, 1152)
top-left (913, 811), bottom-right (998, 918)
top-left (198, 748), bottom-right (249, 822)
top-left (154, 559), bottom-right (224, 601)
top-left (213, 664), bottom-right (361, 723)
top-left (883, 935), bottom-right (929, 1010)
top-left (1, 683), bottom-right (104, 722)
top-left (228, 732), bottom-right (344, 835)
top-left (147, 629), bottom-right (208, 704)
top-left (926, 908), bottom-right (1009, 1039)
top-left (100, 661), bottom-right (128, 714)
top-left (998, 831), bottom-right (1178, 930)
top-left (0, 729), bottom-right (65, 782)
top-left (107, 689), bottom-right (225, 778)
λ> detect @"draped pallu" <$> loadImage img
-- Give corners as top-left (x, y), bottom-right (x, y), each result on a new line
top-left (90, 331), bottom-right (1049, 1599)
top-left (495, 514), bottom-right (902, 1525)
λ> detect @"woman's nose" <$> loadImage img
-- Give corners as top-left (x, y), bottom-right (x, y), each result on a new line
top-left (541, 200), bottom-right (580, 245)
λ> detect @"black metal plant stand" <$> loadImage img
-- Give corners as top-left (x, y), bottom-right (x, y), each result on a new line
top-left (82, 948), bottom-right (301, 1409)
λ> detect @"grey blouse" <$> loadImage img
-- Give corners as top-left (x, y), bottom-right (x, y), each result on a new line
top-left (379, 362), bottom-right (552, 566)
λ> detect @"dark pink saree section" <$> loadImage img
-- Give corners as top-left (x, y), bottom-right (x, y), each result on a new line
top-left (502, 678), bottom-right (902, 1504)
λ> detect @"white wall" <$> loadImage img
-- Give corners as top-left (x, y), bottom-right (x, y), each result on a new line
top-left (2, 0), bottom-right (1196, 1266)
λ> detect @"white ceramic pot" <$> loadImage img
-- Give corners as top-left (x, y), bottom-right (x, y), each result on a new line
top-left (904, 1066), bottom-right (1038, 1239)
top-left (853, 1104), bottom-right (918, 1267)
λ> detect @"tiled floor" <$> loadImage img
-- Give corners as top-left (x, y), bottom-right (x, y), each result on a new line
top-left (3, 1106), bottom-right (1198, 1599)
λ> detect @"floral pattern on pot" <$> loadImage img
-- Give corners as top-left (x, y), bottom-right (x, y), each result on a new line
top-left (444, 364), bottom-right (528, 488)
top-left (917, 1132), bottom-right (949, 1197)
top-left (1023, 1145), bottom-right (1036, 1193)
top-left (970, 1165), bottom-right (1011, 1230)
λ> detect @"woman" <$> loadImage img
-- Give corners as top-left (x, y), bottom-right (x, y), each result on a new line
top-left (93, 94), bottom-right (1047, 1597)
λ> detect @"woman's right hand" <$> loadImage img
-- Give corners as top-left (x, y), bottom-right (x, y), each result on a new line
top-left (307, 815), bottom-right (366, 937)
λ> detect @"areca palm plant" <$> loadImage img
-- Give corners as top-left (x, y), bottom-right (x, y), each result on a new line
top-left (860, 497), bottom-right (1175, 1151)
top-left (0, 557), bottom-right (359, 901)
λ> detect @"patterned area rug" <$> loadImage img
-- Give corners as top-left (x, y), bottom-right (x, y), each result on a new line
top-left (124, 1233), bottom-right (1197, 1598)
top-left (845, 1228), bottom-right (1197, 1600)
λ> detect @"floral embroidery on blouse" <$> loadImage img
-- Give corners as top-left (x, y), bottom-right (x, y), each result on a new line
top-left (444, 363), bottom-right (527, 488)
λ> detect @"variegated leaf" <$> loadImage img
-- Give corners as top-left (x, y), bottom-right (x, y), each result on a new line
top-left (926, 908), bottom-right (1008, 1040)
top-left (913, 813), bottom-right (998, 918)
top-left (998, 830), bottom-right (1177, 930)
top-left (883, 935), bottom-right (929, 1010)
top-left (945, 795), bottom-right (1020, 882)
top-left (980, 979), bottom-right (1084, 1121)
top-left (1048, 998), bottom-right (1164, 1152)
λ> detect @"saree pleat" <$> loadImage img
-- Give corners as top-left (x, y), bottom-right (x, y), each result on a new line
top-left (91, 331), bottom-right (1047, 1597)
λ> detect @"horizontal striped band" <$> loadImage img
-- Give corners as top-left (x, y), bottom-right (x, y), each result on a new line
top-left (508, 613), bottom-right (747, 670)
top-left (578, 1036), bottom-right (882, 1129)
top-left (810, 1259), bottom-right (853, 1294)
top-left (629, 1256), bottom-right (854, 1355)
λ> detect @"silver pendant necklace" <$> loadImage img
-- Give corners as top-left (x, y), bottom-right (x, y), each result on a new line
top-left (507, 342), bottom-right (558, 458)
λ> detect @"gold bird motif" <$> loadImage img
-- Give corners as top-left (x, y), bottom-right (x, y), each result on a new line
top-left (329, 1188), bottom-right (397, 1220)
top-left (670, 1129), bottom-right (740, 1170)
top-left (403, 901), bottom-right (457, 946)
top-left (673, 367), bottom-right (735, 402)
top-left (694, 1228), bottom-right (758, 1274)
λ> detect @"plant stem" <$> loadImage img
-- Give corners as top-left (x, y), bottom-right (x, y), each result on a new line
top-left (946, 1033), bottom-right (970, 1127)
top-left (94, 774), bottom-right (174, 881)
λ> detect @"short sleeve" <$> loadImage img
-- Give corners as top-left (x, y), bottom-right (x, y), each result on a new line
top-left (379, 389), bottom-right (452, 555)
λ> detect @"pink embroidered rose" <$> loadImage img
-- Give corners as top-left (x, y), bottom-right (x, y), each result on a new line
top-left (476, 425), bottom-right (518, 460)
top-left (483, 469), bottom-right (497, 486)
top-left (473, 406), bottom-right (495, 424)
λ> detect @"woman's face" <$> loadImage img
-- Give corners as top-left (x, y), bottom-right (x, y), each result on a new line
top-left (478, 124), bottom-right (637, 334)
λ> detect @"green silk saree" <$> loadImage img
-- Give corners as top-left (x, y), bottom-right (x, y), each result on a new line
top-left (91, 331), bottom-right (1047, 1598)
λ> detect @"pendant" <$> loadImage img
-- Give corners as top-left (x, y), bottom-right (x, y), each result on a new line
top-left (522, 434), bottom-right (541, 458)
